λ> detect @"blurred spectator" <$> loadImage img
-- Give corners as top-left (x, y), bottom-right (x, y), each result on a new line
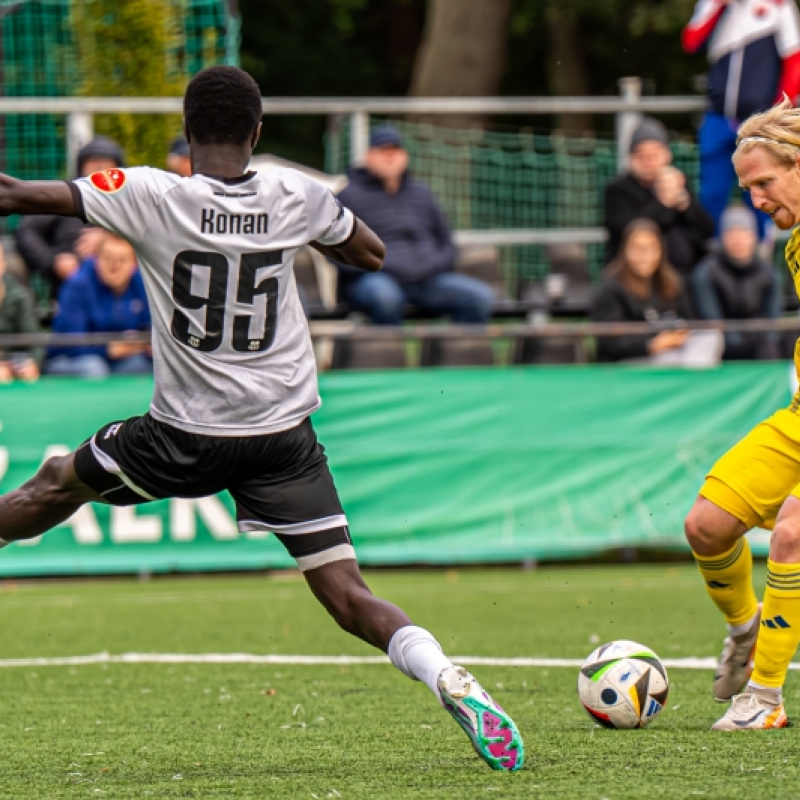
top-left (604, 117), bottom-right (714, 276)
top-left (334, 125), bottom-right (493, 325)
top-left (167, 136), bottom-right (192, 177)
top-left (0, 242), bottom-right (42, 383)
top-left (592, 218), bottom-right (722, 366)
top-left (692, 204), bottom-right (782, 360)
top-left (45, 233), bottom-right (151, 378)
top-left (15, 136), bottom-right (125, 301)
top-left (682, 0), bottom-right (800, 238)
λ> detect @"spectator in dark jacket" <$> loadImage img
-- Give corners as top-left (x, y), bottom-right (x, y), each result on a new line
top-left (45, 233), bottom-right (151, 378)
top-left (692, 204), bottom-right (782, 360)
top-left (0, 242), bottom-right (42, 382)
top-left (335, 125), bottom-right (493, 324)
top-left (15, 136), bottom-right (125, 301)
top-left (604, 117), bottom-right (714, 275)
top-left (592, 218), bottom-right (722, 365)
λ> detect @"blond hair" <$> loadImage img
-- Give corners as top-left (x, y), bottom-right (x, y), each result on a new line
top-left (735, 97), bottom-right (800, 166)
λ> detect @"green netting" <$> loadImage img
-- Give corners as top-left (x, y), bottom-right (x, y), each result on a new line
top-left (0, 0), bottom-right (238, 183)
top-left (325, 119), bottom-right (705, 287)
top-left (0, 2), bottom-right (74, 181)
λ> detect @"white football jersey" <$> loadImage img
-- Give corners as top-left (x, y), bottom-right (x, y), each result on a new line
top-left (71, 166), bottom-right (354, 436)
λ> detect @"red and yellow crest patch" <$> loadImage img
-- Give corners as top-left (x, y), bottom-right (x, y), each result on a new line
top-left (89, 168), bottom-right (126, 193)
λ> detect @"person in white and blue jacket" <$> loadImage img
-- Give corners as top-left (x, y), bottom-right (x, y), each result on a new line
top-left (683, 0), bottom-right (800, 237)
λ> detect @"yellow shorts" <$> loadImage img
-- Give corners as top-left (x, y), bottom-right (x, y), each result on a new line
top-left (700, 408), bottom-right (800, 530)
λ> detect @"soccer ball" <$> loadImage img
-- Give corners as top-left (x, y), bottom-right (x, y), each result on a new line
top-left (577, 639), bottom-right (669, 729)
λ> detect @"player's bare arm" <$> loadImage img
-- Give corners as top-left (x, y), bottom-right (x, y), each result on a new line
top-left (310, 217), bottom-right (385, 272)
top-left (0, 174), bottom-right (76, 217)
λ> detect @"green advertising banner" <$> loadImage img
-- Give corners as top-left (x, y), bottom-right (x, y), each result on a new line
top-left (0, 363), bottom-right (793, 575)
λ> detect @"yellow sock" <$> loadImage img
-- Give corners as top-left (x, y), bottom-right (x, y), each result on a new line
top-left (693, 538), bottom-right (758, 628)
top-left (751, 560), bottom-right (800, 690)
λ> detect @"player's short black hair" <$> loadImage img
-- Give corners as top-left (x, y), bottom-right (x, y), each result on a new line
top-left (184, 66), bottom-right (262, 146)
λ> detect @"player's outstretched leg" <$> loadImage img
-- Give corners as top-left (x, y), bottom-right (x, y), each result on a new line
top-left (685, 497), bottom-right (759, 701)
top-left (713, 497), bottom-right (800, 731)
top-left (304, 558), bottom-right (524, 771)
top-left (0, 453), bottom-right (102, 544)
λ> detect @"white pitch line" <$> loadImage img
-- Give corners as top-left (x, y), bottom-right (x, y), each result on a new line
top-left (0, 652), bottom-right (796, 670)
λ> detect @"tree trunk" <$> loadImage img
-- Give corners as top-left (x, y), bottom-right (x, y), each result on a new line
top-left (545, 2), bottom-right (592, 134)
top-left (408, 0), bottom-right (511, 128)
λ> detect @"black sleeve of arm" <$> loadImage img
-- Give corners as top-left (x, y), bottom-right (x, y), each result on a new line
top-left (590, 284), bottom-right (651, 361)
top-left (676, 194), bottom-right (714, 239)
top-left (605, 179), bottom-right (674, 236)
top-left (603, 183), bottom-right (631, 245)
top-left (14, 216), bottom-right (56, 276)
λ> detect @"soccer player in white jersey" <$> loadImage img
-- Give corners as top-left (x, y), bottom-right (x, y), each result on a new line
top-left (0, 67), bottom-right (523, 770)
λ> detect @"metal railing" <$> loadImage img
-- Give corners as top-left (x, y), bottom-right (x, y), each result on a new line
top-left (0, 77), bottom-right (706, 179)
top-left (0, 317), bottom-right (797, 353)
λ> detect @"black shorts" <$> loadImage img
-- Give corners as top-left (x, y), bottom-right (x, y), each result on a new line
top-left (73, 414), bottom-right (354, 571)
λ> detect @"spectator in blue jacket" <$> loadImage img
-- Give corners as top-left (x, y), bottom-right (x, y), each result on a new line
top-left (15, 136), bottom-right (126, 301)
top-left (45, 232), bottom-right (152, 378)
top-left (334, 125), bottom-right (493, 325)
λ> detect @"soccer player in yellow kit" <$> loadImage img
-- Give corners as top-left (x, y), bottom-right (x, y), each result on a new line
top-left (686, 97), bottom-right (800, 730)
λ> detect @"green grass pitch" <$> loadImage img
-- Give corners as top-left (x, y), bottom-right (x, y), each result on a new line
top-left (0, 562), bottom-right (796, 798)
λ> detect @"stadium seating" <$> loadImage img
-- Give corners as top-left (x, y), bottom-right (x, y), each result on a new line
top-left (454, 244), bottom-right (509, 301)
top-left (419, 335), bottom-right (496, 367)
top-left (330, 337), bottom-right (409, 370)
top-left (513, 334), bottom-right (588, 365)
top-left (517, 242), bottom-right (593, 316)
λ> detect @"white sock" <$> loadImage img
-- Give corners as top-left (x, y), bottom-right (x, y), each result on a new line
top-left (387, 625), bottom-right (453, 697)
top-left (747, 681), bottom-right (782, 703)
top-left (727, 609), bottom-right (759, 637)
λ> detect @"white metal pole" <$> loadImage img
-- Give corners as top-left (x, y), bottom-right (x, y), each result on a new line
top-left (349, 110), bottom-right (369, 166)
top-left (616, 77), bottom-right (642, 173)
top-left (67, 111), bottom-right (94, 177)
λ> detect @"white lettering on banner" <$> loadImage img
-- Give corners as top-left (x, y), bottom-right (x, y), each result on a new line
top-left (110, 506), bottom-right (162, 543)
top-left (0, 446), bottom-right (8, 483)
top-left (34, 445), bottom-right (102, 545)
top-left (170, 497), bottom-right (238, 541)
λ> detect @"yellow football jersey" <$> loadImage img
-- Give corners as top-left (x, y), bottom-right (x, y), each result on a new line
top-left (786, 227), bottom-right (800, 296)
top-left (698, 228), bottom-right (800, 528)
top-left (786, 228), bottom-right (800, 391)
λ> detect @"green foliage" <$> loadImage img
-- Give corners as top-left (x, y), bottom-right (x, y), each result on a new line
top-left (511, 0), bottom-right (695, 37)
top-left (629, 0), bottom-right (699, 36)
top-left (503, 0), bottom-right (706, 135)
top-left (71, 0), bottom-right (186, 169)
top-left (239, 0), bottom-right (426, 167)
top-left (328, 0), bottom-right (371, 35)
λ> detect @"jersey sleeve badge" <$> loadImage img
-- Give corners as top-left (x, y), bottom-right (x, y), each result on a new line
top-left (89, 168), bottom-right (127, 193)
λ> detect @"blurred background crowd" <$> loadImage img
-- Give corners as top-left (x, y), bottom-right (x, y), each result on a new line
top-left (1, 0), bottom-right (798, 380)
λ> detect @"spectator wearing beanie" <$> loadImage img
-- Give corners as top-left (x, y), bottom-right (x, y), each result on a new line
top-left (692, 204), bottom-right (782, 360)
top-left (604, 116), bottom-right (714, 275)
top-left (15, 136), bottom-right (126, 302)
